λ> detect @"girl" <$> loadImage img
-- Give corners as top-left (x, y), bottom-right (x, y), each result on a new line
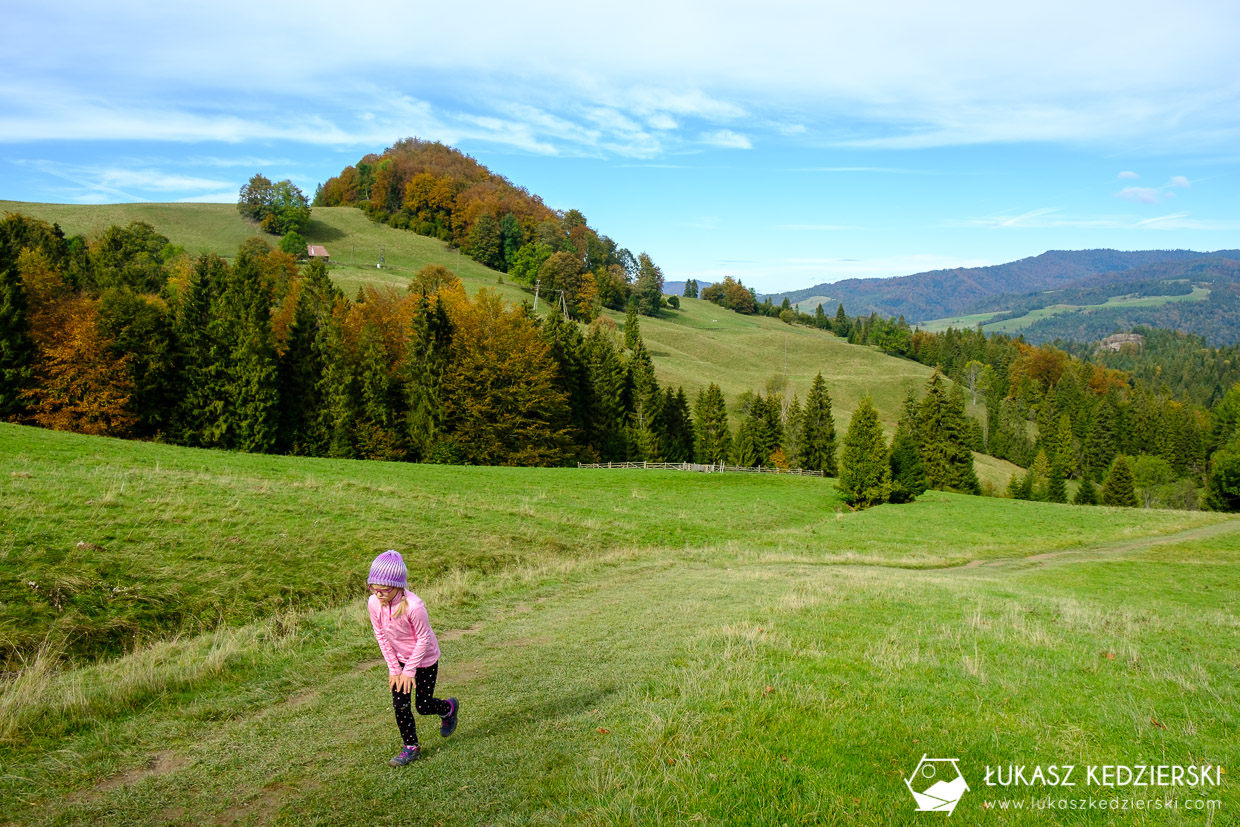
top-left (367, 550), bottom-right (459, 766)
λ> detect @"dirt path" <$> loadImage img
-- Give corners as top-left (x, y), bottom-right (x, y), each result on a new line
top-left (951, 518), bottom-right (1240, 572)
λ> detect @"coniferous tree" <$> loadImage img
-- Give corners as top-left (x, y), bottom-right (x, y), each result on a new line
top-left (277, 258), bottom-right (339, 454)
top-left (917, 371), bottom-right (980, 494)
top-left (1084, 392), bottom-right (1120, 479)
top-left (172, 254), bottom-right (228, 446)
top-left (0, 260), bottom-right (34, 418)
top-left (1073, 477), bottom-right (1099, 506)
top-left (1101, 455), bottom-right (1139, 507)
top-left (800, 372), bottom-right (837, 475)
top-left (838, 396), bottom-right (891, 509)
top-left (1046, 461), bottom-right (1068, 503)
top-left (889, 391), bottom-right (928, 503)
top-left (661, 387), bottom-right (695, 462)
top-left (623, 299), bottom-right (640, 350)
top-left (833, 304), bottom-right (851, 338)
top-left (215, 247), bottom-right (280, 453)
top-left (1203, 432), bottom-right (1240, 512)
top-left (732, 420), bottom-right (761, 467)
top-left (582, 326), bottom-right (628, 461)
top-left (693, 383), bottom-right (732, 464)
top-left (540, 309), bottom-right (591, 456)
top-left (626, 339), bottom-right (662, 460)
top-left (405, 294), bottom-right (453, 461)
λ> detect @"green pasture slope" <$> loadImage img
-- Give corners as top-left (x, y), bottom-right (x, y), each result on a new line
top-left (920, 288), bottom-right (1212, 335)
top-left (2, 425), bottom-right (1238, 825)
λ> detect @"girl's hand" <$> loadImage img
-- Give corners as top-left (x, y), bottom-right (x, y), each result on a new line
top-left (392, 673), bottom-right (413, 694)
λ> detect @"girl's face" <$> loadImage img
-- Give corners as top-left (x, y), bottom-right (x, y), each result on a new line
top-left (370, 584), bottom-right (400, 604)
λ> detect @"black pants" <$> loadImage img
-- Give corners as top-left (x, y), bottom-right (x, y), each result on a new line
top-left (392, 660), bottom-right (451, 746)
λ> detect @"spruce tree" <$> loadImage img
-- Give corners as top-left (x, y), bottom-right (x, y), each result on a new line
top-left (838, 396), bottom-right (891, 509)
top-left (783, 394), bottom-right (803, 467)
top-left (405, 294), bottom-right (453, 461)
top-left (582, 327), bottom-right (628, 461)
top-left (732, 421), bottom-right (761, 467)
top-left (277, 258), bottom-right (339, 454)
top-left (1101, 455), bottom-right (1139, 507)
top-left (889, 393), bottom-right (928, 503)
top-left (172, 254), bottom-right (228, 447)
top-left (833, 304), bottom-right (850, 338)
top-left (626, 340), bottom-right (663, 460)
top-left (216, 247), bottom-right (279, 453)
top-left (0, 261), bottom-right (34, 418)
top-left (917, 371), bottom-right (980, 494)
top-left (623, 299), bottom-right (640, 350)
top-left (1073, 476), bottom-right (1099, 506)
top-left (693, 383), bottom-right (732, 464)
top-left (800, 372), bottom-right (837, 475)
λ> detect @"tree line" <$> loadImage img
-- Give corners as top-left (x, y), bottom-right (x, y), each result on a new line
top-left (763, 299), bottom-right (1240, 511)
top-left (312, 138), bottom-right (668, 323)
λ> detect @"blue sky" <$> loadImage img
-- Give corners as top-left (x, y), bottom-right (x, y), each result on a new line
top-left (3, 1), bottom-right (1239, 293)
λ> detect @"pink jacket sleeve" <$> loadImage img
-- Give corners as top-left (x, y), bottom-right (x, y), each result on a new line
top-left (403, 600), bottom-right (434, 676)
top-left (368, 595), bottom-right (402, 676)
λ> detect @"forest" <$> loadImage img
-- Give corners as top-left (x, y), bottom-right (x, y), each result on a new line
top-left (3, 206), bottom-right (1239, 512)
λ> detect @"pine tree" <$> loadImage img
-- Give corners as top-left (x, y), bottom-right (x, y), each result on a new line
top-left (800, 372), bottom-right (837, 474)
top-left (833, 304), bottom-right (850, 338)
top-left (693, 383), bottom-right (732, 464)
top-left (732, 420), bottom-right (761, 467)
top-left (277, 258), bottom-right (339, 454)
top-left (215, 247), bottom-right (280, 453)
top-left (623, 299), bottom-right (640, 350)
top-left (1073, 477), bottom-right (1099, 506)
top-left (889, 391), bottom-right (928, 503)
top-left (1083, 392), bottom-right (1120, 479)
top-left (1046, 461), bottom-right (1068, 503)
top-left (172, 254), bottom-right (228, 446)
top-left (662, 387), bottom-right (694, 462)
top-left (917, 371), bottom-right (980, 494)
top-left (626, 339), bottom-right (663, 460)
top-left (1101, 455), bottom-right (1139, 507)
top-left (405, 294), bottom-right (453, 461)
top-left (582, 327), bottom-right (628, 461)
top-left (0, 260), bottom-right (35, 418)
top-left (838, 396), bottom-right (891, 509)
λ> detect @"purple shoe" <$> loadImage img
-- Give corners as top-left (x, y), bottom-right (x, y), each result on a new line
top-left (388, 745), bottom-right (420, 767)
top-left (440, 698), bottom-right (459, 737)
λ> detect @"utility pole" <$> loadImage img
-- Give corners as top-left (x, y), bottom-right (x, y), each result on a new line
top-left (533, 279), bottom-right (540, 311)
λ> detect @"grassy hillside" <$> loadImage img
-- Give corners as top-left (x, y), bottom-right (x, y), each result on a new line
top-left (3, 426), bottom-right (1237, 824)
top-left (1, 201), bottom-right (979, 431)
top-left (921, 288), bottom-right (1212, 334)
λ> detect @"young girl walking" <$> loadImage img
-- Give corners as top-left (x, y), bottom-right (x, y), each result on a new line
top-left (367, 550), bottom-right (459, 766)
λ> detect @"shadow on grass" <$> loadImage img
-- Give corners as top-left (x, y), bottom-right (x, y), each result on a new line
top-left (304, 219), bottom-right (347, 244)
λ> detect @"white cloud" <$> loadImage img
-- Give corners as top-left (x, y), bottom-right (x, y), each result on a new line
top-left (1117, 170), bottom-right (1140, 180)
top-left (1116, 186), bottom-right (1162, 204)
top-left (951, 209), bottom-right (1240, 231)
top-left (700, 130), bottom-right (752, 149)
top-left (1168, 175), bottom-right (1192, 188)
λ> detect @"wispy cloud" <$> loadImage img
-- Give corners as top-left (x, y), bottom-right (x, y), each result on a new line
top-left (952, 209), bottom-right (1240, 232)
top-left (1116, 186), bottom-right (1162, 204)
top-left (699, 129), bottom-right (752, 149)
top-left (773, 223), bottom-right (862, 231)
top-left (1117, 170), bottom-right (1140, 180)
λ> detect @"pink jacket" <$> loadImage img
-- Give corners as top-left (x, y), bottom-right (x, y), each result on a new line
top-left (367, 590), bottom-right (441, 676)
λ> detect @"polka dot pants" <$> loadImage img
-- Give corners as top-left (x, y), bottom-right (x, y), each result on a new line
top-left (392, 660), bottom-right (451, 747)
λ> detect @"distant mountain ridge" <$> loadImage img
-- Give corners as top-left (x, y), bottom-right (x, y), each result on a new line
top-left (767, 249), bottom-right (1240, 322)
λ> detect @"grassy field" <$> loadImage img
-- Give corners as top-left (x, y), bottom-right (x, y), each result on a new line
top-left (2, 425), bottom-right (1238, 825)
top-left (920, 288), bottom-right (1212, 335)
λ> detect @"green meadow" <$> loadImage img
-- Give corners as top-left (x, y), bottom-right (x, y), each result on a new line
top-left (920, 288), bottom-right (1212, 335)
top-left (2, 424), bottom-right (1237, 825)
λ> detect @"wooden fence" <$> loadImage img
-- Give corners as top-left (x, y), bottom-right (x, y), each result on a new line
top-left (577, 461), bottom-right (823, 477)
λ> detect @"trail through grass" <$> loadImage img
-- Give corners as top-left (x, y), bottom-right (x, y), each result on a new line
top-left (3, 426), bottom-right (1238, 825)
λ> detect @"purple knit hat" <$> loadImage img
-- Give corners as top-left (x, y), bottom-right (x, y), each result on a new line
top-left (368, 550), bottom-right (407, 588)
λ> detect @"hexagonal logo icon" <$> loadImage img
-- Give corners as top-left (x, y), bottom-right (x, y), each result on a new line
top-left (905, 754), bottom-right (969, 815)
